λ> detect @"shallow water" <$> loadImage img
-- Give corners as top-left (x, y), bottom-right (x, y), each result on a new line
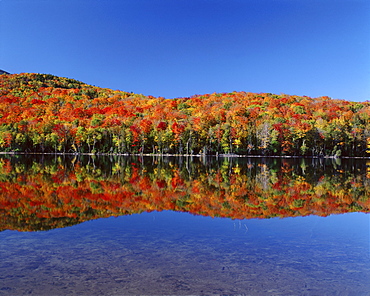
top-left (1, 155), bottom-right (370, 295)
top-left (1, 211), bottom-right (369, 295)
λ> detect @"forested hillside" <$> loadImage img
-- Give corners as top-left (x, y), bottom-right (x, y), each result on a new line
top-left (0, 73), bottom-right (369, 156)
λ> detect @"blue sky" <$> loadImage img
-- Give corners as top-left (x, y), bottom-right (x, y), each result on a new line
top-left (1, 0), bottom-right (369, 101)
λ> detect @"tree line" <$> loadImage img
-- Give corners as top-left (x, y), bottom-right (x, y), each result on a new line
top-left (1, 73), bottom-right (370, 156)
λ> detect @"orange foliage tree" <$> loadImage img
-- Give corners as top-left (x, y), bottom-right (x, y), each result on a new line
top-left (1, 73), bottom-right (370, 156)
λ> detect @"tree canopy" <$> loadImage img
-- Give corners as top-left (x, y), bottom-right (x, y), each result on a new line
top-left (1, 73), bottom-right (369, 156)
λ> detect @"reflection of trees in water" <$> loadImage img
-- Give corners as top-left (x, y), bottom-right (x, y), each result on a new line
top-left (0, 155), bottom-right (369, 232)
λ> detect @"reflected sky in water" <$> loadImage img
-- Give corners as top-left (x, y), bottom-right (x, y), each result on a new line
top-left (1, 211), bottom-right (369, 295)
top-left (0, 155), bottom-right (369, 295)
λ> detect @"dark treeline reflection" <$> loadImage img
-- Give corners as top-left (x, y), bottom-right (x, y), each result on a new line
top-left (0, 155), bottom-right (369, 231)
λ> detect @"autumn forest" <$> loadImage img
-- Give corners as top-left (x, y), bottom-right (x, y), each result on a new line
top-left (1, 73), bottom-right (370, 157)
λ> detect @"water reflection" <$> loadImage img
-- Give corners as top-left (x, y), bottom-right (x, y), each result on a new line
top-left (0, 155), bottom-right (369, 295)
top-left (0, 155), bottom-right (369, 231)
top-left (1, 211), bottom-right (369, 295)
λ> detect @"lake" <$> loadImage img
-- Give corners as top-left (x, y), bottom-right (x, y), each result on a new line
top-left (0, 155), bottom-right (369, 295)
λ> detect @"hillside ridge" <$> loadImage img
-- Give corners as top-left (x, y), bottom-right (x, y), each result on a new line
top-left (0, 73), bottom-right (369, 157)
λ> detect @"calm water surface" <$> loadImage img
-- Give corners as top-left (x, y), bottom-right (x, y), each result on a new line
top-left (0, 156), bottom-right (369, 295)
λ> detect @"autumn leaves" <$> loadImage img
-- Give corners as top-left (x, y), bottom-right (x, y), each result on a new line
top-left (0, 73), bottom-right (369, 156)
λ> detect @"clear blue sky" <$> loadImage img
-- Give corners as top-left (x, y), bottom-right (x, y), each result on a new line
top-left (1, 0), bottom-right (369, 101)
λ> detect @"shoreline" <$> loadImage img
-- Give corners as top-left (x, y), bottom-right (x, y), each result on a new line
top-left (0, 151), bottom-right (369, 159)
